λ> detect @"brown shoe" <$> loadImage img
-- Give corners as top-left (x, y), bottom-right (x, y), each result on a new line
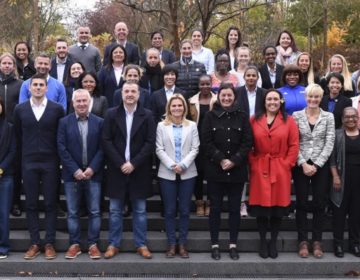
top-left (165, 245), bottom-right (176, 258)
top-left (178, 245), bottom-right (189, 258)
top-left (104, 245), bottom-right (119, 259)
top-left (24, 244), bottom-right (41, 260)
top-left (137, 246), bottom-right (152, 259)
top-left (88, 244), bottom-right (101, 259)
top-left (205, 200), bottom-right (210, 216)
top-left (298, 241), bottom-right (309, 258)
top-left (312, 241), bottom-right (324, 258)
top-left (195, 200), bottom-right (205, 216)
top-left (44, 244), bottom-right (57, 260)
top-left (65, 244), bottom-right (82, 259)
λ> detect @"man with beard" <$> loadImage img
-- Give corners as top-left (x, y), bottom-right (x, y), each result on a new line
top-left (49, 39), bottom-right (73, 83)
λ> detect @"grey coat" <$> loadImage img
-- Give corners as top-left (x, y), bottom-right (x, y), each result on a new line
top-left (329, 129), bottom-right (346, 207)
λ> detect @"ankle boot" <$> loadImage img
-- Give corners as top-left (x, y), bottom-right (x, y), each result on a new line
top-left (195, 200), bottom-right (205, 216)
top-left (259, 239), bottom-right (268, 258)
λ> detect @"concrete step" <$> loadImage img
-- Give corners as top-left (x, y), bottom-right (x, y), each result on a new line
top-left (0, 252), bottom-right (359, 278)
top-left (9, 230), bottom-right (347, 253)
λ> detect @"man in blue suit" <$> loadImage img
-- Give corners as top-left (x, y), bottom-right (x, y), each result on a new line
top-left (57, 89), bottom-right (104, 259)
top-left (103, 22), bottom-right (139, 66)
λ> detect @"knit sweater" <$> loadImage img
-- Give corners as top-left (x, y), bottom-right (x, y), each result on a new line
top-left (68, 44), bottom-right (102, 73)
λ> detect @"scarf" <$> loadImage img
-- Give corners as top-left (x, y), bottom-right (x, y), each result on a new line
top-left (276, 46), bottom-right (293, 65)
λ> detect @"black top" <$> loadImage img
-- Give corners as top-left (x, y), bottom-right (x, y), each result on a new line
top-left (309, 123), bottom-right (315, 132)
top-left (345, 133), bottom-right (360, 165)
top-left (198, 104), bottom-right (209, 137)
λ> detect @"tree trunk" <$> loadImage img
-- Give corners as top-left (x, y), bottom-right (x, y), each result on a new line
top-left (168, 0), bottom-right (180, 58)
top-left (32, 0), bottom-right (40, 55)
top-left (322, 0), bottom-right (328, 72)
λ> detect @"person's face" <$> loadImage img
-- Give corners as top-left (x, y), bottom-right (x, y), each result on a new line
top-left (264, 47), bottom-right (276, 64)
top-left (81, 74), bottom-right (96, 94)
top-left (265, 91), bottom-right (281, 114)
top-left (164, 71), bottom-right (176, 87)
top-left (169, 98), bottom-right (185, 119)
top-left (237, 49), bottom-right (250, 66)
top-left (55, 41), bottom-right (68, 59)
top-left (122, 83), bottom-right (140, 106)
top-left (298, 54), bottom-right (310, 72)
top-left (15, 43), bottom-right (29, 61)
top-left (35, 57), bottom-right (51, 75)
top-left (146, 50), bottom-right (160, 67)
top-left (73, 91), bottom-right (90, 116)
top-left (218, 88), bottom-right (235, 109)
top-left (328, 76), bottom-right (342, 95)
top-left (228, 30), bottom-right (239, 46)
top-left (191, 31), bottom-right (203, 47)
top-left (279, 32), bottom-right (292, 49)
top-left (285, 72), bottom-right (300, 87)
top-left (112, 47), bottom-right (125, 64)
top-left (0, 56), bottom-right (15, 75)
top-left (199, 76), bottom-right (211, 95)
top-left (180, 42), bottom-right (192, 57)
top-left (330, 57), bottom-right (343, 73)
top-left (342, 109), bottom-right (359, 130)
top-left (125, 69), bottom-right (140, 83)
top-left (114, 22), bottom-right (128, 41)
top-left (244, 69), bottom-right (258, 87)
top-left (70, 63), bottom-right (84, 78)
top-left (30, 78), bottom-right (47, 99)
top-left (77, 27), bottom-right (91, 44)
top-left (306, 90), bottom-right (322, 109)
top-left (151, 33), bottom-right (163, 49)
top-left (216, 54), bottom-right (230, 72)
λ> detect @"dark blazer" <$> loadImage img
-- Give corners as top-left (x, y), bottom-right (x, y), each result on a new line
top-left (151, 87), bottom-right (187, 123)
top-left (49, 56), bottom-right (73, 83)
top-left (57, 113), bottom-right (104, 182)
top-left (320, 94), bottom-right (352, 129)
top-left (113, 87), bottom-right (150, 109)
top-left (141, 48), bottom-right (176, 65)
top-left (235, 86), bottom-right (265, 117)
top-left (102, 103), bottom-right (156, 200)
top-left (13, 100), bottom-right (65, 162)
top-left (259, 63), bottom-right (284, 89)
top-left (103, 42), bottom-right (139, 66)
top-left (98, 66), bottom-right (123, 108)
top-left (201, 102), bottom-right (253, 183)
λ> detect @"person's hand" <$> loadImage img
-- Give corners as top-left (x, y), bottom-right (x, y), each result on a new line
top-left (221, 159), bottom-right (235, 170)
top-left (173, 164), bottom-right (183, 174)
top-left (74, 169), bottom-right (86, 181)
top-left (121, 162), bottom-right (135, 174)
top-left (83, 167), bottom-right (94, 179)
top-left (333, 176), bottom-right (341, 192)
top-left (302, 163), bottom-right (317, 177)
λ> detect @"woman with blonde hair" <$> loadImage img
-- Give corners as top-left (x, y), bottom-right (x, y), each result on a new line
top-left (156, 94), bottom-right (199, 258)
top-left (321, 54), bottom-right (355, 98)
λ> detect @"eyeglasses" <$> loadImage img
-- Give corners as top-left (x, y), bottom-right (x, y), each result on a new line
top-left (343, 115), bottom-right (359, 120)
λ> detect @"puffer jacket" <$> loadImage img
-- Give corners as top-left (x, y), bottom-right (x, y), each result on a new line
top-left (0, 73), bottom-right (23, 123)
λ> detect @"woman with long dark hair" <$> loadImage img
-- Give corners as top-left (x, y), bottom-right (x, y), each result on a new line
top-left (275, 30), bottom-right (301, 66)
top-left (224, 26), bottom-right (242, 70)
top-left (13, 41), bottom-right (36, 81)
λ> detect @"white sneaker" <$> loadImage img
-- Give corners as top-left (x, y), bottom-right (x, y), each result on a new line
top-left (240, 202), bottom-right (248, 217)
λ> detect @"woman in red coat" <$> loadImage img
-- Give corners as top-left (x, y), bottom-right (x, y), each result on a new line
top-left (249, 89), bottom-right (299, 259)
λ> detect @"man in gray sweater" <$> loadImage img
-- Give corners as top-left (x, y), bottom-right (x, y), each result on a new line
top-left (69, 27), bottom-right (102, 73)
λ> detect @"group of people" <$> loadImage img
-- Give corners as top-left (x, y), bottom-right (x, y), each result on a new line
top-left (0, 21), bottom-right (359, 263)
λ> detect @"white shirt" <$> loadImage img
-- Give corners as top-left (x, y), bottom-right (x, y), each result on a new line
top-left (245, 86), bottom-right (257, 117)
top-left (192, 46), bottom-right (215, 74)
top-left (56, 57), bottom-right (67, 82)
top-left (30, 97), bottom-right (47, 121)
top-left (77, 42), bottom-right (89, 50)
top-left (165, 86), bottom-right (175, 101)
top-left (124, 104), bottom-right (137, 161)
top-left (267, 64), bottom-right (276, 87)
top-left (113, 65), bottom-right (124, 85)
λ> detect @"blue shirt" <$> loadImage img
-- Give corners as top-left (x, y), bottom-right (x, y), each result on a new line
top-left (278, 84), bottom-right (306, 115)
top-left (173, 124), bottom-right (182, 163)
top-left (19, 76), bottom-right (67, 112)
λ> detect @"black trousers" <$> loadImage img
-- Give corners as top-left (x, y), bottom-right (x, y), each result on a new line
top-left (22, 160), bottom-right (60, 245)
top-left (333, 164), bottom-right (360, 247)
top-left (208, 181), bottom-right (244, 245)
top-left (293, 162), bottom-right (330, 242)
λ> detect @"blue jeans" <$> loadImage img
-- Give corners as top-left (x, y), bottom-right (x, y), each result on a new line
top-left (160, 177), bottom-right (196, 245)
top-left (0, 176), bottom-right (13, 254)
top-left (108, 198), bottom-right (147, 248)
top-left (64, 180), bottom-right (101, 246)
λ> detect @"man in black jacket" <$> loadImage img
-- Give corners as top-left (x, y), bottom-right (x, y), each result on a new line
top-left (14, 74), bottom-right (64, 260)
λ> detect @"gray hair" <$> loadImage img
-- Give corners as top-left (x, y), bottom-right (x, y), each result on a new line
top-left (72, 88), bottom-right (91, 101)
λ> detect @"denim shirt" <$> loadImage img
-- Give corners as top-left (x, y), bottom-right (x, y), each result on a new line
top-left (173, 124), bottom-right (183, 163)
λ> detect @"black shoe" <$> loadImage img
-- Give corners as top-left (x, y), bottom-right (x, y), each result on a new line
top-left (268, 241), bottom-right (278, 259)
top-left (334, 245), bottom-right (344, 258)
top-left (229, 247), bottom-right (239, 260)
top-left (11, 204), bottom-right (22, 217)
top-left (350, 245), bottom-right (360, 257)
top-left (259, 239), bottom-right (268, 259)
top-left (57, 205), bottom-right (66, 218)
top-left (211, 247), bottom-right (221, 260)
